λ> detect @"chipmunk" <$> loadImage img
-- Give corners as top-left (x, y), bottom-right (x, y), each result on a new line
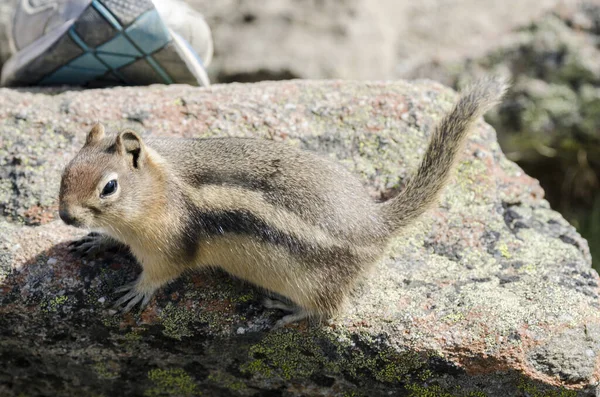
top-left (59, 77), bottom-right (506, 327)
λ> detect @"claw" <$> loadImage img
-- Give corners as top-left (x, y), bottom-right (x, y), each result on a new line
top-left (263, 297), bottom-right (310, 329)
top-left (69, 234), bottom-right (101, 257)
top-left (68, 232), bottom-right (124, 258)
top-left (114, 281), bottom-right (136, 294)
top-left (112, 280), bottom-right (155, 313)
top-left (113, 288), bottom-right (136, 309)
top-left (141, 292), bottom-right (153, 308)
top-left (263, 297), bottom-right (296, 312)
top-left (122, 292), bottom-right (145, 313)
top-left (69, 239), bottom-right (87, 250)
top-left (272, 310), bottom-right (309, 329)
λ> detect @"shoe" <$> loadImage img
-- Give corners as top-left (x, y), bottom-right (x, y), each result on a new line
top-left (1, 0), bottom-right (212, 87)
top-left (152, 0), bottom-right (213, 67)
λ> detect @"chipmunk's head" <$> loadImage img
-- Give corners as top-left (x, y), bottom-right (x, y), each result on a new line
top-left (59, 123), bottom-right (161, 233)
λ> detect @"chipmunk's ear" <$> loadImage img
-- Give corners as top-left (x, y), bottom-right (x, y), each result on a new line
top-left (116, 130), bottom-right (146, 169)
top-left (86, 123), bottom-right (105, 145)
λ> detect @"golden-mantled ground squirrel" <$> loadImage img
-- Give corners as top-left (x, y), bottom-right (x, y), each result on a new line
top-left (59, 78), bottom-right (506, 327)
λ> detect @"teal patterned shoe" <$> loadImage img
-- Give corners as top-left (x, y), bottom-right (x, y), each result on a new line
top-left (1, 0), bottom-right (211, 87)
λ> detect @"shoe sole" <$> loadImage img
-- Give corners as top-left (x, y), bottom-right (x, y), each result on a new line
top-left (1, 0), bottom-right (209, 87)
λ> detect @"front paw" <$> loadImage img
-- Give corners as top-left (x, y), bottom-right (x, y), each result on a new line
top-left (69, 232), bottom-right (126, 258)
top-left (113, 278), bottom-right (156, 313)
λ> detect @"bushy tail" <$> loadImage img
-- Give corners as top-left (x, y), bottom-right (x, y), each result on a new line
top-left (381, 76), bottom-right (508, 233)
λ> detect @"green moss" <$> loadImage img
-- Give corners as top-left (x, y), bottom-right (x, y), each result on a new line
top-left (341, 392), bottom-right (366, 397)
top-left (443, 312), bottom-right (466, 324)
top-left (373, 350), bottom-right (424, 383)
top-left (240, 331), bottom-right (323, 380)
top-left (232, 291), bottom-right (256, 303)
top-left (418, 369), bottom-right (434, 382)
top-left (242, 358), bottom-right (273, 378)
top-left (407, 384), bottom-right (457, 397)
top-left (40, 295), bottom-right (68, 313)
top-left (93, 361), bottom-right (119, 380)
top-left (406, 384), bottom-right (489, 397)
top-left (517, 378), bottom-right (578, 397)
top-left (145, 368), bottom-right (200, 397)
top-left (240, 330), bottom-right (426, 384)
top-left (496, 243), bottom-right (511, 259)
top-left (517, 378), bottom-right (577, 397)
top-left (456, 159), bottom-right (492, 203)
top-left (101, 314), bottom-right (121, 329)
top-left (124, 330), bottom-right (142, 343)
top-left (207, 371), bottom-right (247, 392)
top-left (159, 302), bottom-right (195, 340)
top-left (518, 263), bottom-right (537, 274)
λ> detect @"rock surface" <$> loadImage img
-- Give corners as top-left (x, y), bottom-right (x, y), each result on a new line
top-left (0, 80), bottom-right (599, 396)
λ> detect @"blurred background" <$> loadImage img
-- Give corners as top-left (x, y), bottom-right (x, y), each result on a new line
top-left (1, 0), bottom-right (598, 270)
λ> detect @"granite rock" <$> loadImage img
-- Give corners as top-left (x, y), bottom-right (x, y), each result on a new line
top-left (0, 80), bottom-right (598, 396)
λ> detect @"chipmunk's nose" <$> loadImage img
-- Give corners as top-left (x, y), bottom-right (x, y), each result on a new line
top-left (59, 207), bottom-right (79, 226)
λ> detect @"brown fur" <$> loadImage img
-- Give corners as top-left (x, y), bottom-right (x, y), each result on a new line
top-left (59, 78), bottom-right (507, 325)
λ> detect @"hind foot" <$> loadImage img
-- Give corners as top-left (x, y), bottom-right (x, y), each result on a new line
top-left (263, 297), bottom-right (311, 329)
top-left (272, 309), bottom-right (310, 329)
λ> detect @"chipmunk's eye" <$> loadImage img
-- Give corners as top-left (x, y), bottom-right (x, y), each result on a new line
top-left (100, 179), bottom-right (118, 198)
